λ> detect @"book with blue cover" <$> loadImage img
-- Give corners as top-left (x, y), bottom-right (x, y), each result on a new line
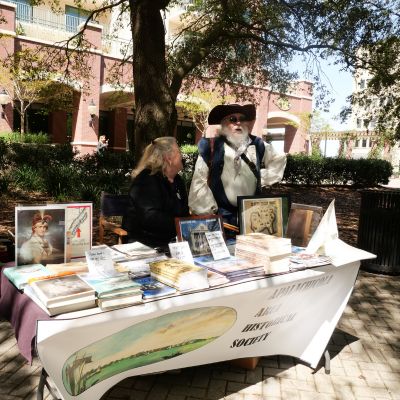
top-left (133, 276), bottom-right (176, 299)
top-left (3, 264), bottom-right (50, 290)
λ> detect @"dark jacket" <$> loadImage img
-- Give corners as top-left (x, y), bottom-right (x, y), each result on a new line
top-left (122, 169), bottom-right (189, 248)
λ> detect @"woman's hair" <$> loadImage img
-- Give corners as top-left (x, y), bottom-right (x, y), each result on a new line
top-left (131, 136), bottom-right (177, 178)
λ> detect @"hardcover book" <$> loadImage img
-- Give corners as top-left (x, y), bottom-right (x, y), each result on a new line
top-left (24, 285), bottom-right (96, 316)
top-left (133, 276), bottom-right (177, 299)
top-left (286, 203), bottom-right (323, 247)
top-left (3, 264), bottom-right (50, 290)
top-left (30, 274), bottom-right (95, 307)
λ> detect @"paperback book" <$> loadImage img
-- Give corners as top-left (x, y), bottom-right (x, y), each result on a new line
top-left (149, 258), bottom-right (209, 291)
top-left (115, 254), bottom-right (168, 276)
top-left (97, 292), bottom-right (143, 311)
top-left (289, 253), bottom-right (332, 269)
top-left (133, 276), bottom-right (177, 299)
top-left (206, 270), bottom-right (231, 286)
top-left (194, 255), bottom-right (265, 281)
top-left (3, 264), bottom-right (50, 290)
top-left (46, 261), bottom-right (89, 275)
top-left (80, 273), bottom-right (142, 299)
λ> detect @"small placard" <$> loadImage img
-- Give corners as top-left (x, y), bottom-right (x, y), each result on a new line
top-left (168, 241), bottom-right (194, 264)
top-left (205, 231), bottom-right (230, 260)
top-left (85, 247), bottom-right (116, 277)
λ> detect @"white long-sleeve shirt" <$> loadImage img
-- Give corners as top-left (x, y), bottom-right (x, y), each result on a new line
top-left (189, 140), bottom-right (287, 215)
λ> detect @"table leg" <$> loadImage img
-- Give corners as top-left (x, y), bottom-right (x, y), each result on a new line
top-left (324, 349), bottom-right (331, 374)
top-left (37, 368), bottom-right (61, 400)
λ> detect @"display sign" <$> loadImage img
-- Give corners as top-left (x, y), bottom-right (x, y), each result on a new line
top-left (37, 262), bottom-right (360, 400)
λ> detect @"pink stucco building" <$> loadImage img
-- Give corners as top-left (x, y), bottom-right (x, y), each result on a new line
top-left (0, 0), bottom-right (312, 154)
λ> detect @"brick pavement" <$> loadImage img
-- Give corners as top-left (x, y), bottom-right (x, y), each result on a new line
top-left (0, 270), bottom-right (399, 400)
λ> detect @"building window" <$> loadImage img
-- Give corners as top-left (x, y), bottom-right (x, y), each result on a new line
top-left (65, 6), bottom-right (91, 32)
top-left (362, 139), bottom-right (367, 148)
top-left (13, 0), bottom-right (33, 23)
top-left (359, 79), bottom-right (366, 90)
top-left (357, 118), bottom-right (362, 128)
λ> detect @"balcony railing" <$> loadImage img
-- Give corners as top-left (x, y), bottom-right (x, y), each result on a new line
top-left (8, 0), bottom-right (131, 57)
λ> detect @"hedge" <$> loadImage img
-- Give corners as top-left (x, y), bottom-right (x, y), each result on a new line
top-left (0, 142), bottom-right (393, 204)
top-left (283, 154), bottom-right (393, 186)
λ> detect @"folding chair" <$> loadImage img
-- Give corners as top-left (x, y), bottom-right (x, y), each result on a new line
top-left (98, 192), bottom-right (129, 244)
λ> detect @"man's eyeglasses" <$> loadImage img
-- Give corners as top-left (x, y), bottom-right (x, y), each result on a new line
top-left (226, 115), bottom-right (247, 123)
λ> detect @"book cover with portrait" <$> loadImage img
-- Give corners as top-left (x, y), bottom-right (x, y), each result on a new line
top-left (15, 206), bottom-right (66, 266)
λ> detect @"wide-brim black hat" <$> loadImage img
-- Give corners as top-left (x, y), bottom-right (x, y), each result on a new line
top-left (208, 103), bottom-right (256, 125)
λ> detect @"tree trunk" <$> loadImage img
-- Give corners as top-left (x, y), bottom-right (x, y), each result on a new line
top-left (130, 0), bottom-right (177, 161)
top-left (20, 100), bottom-right (25, 135)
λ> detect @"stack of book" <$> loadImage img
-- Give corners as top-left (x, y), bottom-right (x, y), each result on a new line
top-left (194, 255), bottom-right (265, 282)
top-left (80, 274), bottom-right (143, 311)
top-left (149, 258), bottom-right (209, 291)
top-left (235, 233), bottom-right (292, 274)
top-left (27, 274), bottom-right (96, 316)
top-left (112, 242), bottom-right (159, 260)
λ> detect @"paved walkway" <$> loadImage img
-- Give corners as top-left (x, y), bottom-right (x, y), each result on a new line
top-left (0, 269), bottom-right (399, 400)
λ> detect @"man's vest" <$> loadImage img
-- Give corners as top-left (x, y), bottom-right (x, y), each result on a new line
top-left (198, 134), bottom-right (265, 213)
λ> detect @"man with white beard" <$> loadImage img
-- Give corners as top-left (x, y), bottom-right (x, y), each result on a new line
top-left (188, 103), bottom-right (287, 225)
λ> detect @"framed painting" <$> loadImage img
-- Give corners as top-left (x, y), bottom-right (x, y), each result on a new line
top-left (286, 203), bottom-right (323, 247)
top-left (237, 195), bottom-right (291, 237)
top-left (175, 215), bottom-right (224, 256)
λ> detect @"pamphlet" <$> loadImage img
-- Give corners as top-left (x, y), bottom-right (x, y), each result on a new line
top-left (205, 231), bottom-right (230, 260)
top-left (168, 241), bottom-right (194, 264)
top-left (85, 247), bottom-right (116, 278)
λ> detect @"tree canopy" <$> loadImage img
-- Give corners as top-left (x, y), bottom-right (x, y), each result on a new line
top-left (9, 0), bottom-right (400, 155)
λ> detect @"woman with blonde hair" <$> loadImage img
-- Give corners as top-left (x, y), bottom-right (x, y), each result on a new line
top-left (122, 137), bottom-right (189, 248)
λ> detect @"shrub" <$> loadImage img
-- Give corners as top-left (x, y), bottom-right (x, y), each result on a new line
top-left (6, 143), bottom-right (76, 168)
top-left (41, 161), bottom-right (80, 198)
top-left (180, 144), bottom-right (198, 190)
top-left (283, 154), bottom-right (393, 186)
top-left (11, 165), bottom-right (45, 191)
top-left (0, 131), bottom-right (50, 144)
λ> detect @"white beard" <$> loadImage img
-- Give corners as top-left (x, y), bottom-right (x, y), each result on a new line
top-left (221, 125), bottom-right (249, 147)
